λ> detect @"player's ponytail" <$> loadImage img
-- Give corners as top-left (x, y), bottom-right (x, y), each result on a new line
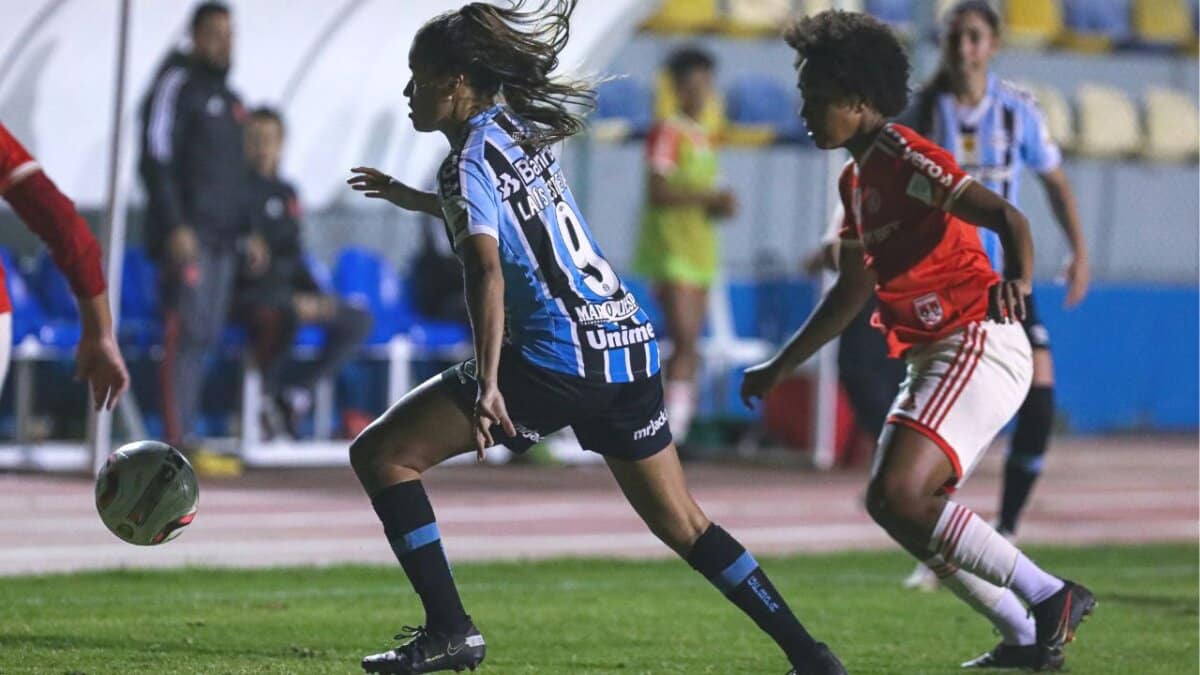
top-left (413, 1), bottom-right (596, 150)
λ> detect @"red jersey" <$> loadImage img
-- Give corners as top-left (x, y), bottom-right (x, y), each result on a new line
top-left (0, 123), bottom-right (106, 314)
top-left (839, 123), bottom-right (999, 357)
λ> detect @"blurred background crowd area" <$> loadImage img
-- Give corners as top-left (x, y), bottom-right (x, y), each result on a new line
top-left (0, 0), bottom-right (1195, 456)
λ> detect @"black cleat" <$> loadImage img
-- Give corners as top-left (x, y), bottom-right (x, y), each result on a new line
top-left (1031, 580), bottom-right (1096, 670)
top-left (362, 624), bottom-right (486, 674)
top-left (787, 643), bottom-right (847, 675)
top-left (962, 642), bottom-right (1063, 670)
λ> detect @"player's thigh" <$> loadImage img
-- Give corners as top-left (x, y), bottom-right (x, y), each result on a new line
top-left (605, 443), bottom-right (709, 554)
top-left (657, 282), bottom-right (704, 348)
top-left (349, 369), bottom-right (476, 494)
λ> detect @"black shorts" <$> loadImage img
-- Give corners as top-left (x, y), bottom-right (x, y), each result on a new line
top-left (1021, 293), bottom-right (1051, 350)
top-left (441, 348), bottom-right (673, 461)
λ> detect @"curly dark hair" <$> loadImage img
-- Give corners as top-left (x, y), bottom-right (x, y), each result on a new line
top-left (783, 10), bottom-right (910, 117)
top-left (413, 1), bottom-right (595, 150)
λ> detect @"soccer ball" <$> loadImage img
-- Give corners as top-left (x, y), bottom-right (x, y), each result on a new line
top-left (95, 441), bottom-right (199, 546)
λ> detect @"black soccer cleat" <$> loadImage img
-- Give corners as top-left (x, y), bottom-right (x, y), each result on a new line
top-left (961, 642), bottom-right (1064, 671)
top-left (787, 642), bottom-right (847, 675)
top-left (362, 623), bottom-right (486, 674)
top-left (1030, 580), bottom-right (1096, 670)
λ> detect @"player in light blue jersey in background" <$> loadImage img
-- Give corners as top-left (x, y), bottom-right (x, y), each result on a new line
top-left (898, 0), bottom-right (1092, 668)
top-left (345, 2), bottom-right (843, 674)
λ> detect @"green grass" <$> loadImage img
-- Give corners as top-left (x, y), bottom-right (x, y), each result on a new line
top-left (0, 544), bottom-right (1194, 674)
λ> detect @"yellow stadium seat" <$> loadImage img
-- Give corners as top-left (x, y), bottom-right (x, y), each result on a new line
top-left (721, 0), bottom-right (795, 37)
top-left (799, 0), bottom-right (863, 16)
top-left (721, 124), bottom-right (778, 147)
top-left (642, 0), bottom-right (720, 34)
top-left (1005, 0), bottom-right (1064, 48)
top-left (653, 71), bottom-right (728, 138)
top-left (1142, 87), bottom-right (1200, 161)
top-left (1132, 0), bottom-right (1193, 48)
top-left (1018, 81), bottom-right (1076, 151)
top-left (1075, 84), bottom-right (1142, 158)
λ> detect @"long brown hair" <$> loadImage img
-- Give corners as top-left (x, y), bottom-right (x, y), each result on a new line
top-left (413, 1), bottom-right (595, 149)
top-left (912, 0), bottom-right (1001, 132)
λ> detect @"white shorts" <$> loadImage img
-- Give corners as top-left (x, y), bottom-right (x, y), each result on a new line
top-left (886, 320), bottom-right (1032, 487)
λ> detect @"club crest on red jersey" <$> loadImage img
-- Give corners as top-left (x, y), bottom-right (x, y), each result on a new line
top-left (913, 293), bottom-right (944, 328)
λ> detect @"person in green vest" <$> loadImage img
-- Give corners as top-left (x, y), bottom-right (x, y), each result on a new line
top-left (634, 46), bottom-right (737, 443)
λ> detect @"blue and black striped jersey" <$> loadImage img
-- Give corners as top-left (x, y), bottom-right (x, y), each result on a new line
top-left (436, 105), bottom-right (660, 383)
top-left (920, 75), bottom-right (1061, 276)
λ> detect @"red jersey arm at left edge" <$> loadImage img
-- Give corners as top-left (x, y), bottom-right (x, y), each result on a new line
top-left (0, 124), bottom-right (106, 299)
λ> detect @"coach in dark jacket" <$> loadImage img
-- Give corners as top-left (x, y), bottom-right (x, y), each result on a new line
top-left (138, 2), bottom-right (266, 450)
top-left (235, 107), bottom-right (372, 439)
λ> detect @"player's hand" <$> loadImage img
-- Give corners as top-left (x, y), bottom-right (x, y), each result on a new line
top-left (166, 225), bottom-right (198, 267)
top-left (740, 359), bottom-right (785, 410)
top-left (473, 381), bottom-right (516, 462)
top-left (707, 189), bottom-right (738, 219)
top-left (75, 333), bottom-right (129, 411)
top-left (1062, 253), bottom-right (1090, 308)
top-left (988, 280), bottom-right (1030, 324)
top-left (243, 233), bottom-right (270, 277)
top-left (347, 167), bottom-right (424, 210)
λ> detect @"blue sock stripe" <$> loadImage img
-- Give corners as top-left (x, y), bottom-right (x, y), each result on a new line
top-left (712, 551), bottom-right (758, 594)
top-left (391, 522), bottom-right (441, 556)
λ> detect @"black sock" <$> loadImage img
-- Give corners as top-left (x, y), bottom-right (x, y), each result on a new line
top-left (371, 480), bottom-right (470, 634)
top-left (1000, 385), bottom-right (1054, 534)
top-left (686, 524), bottom-right (821, 666)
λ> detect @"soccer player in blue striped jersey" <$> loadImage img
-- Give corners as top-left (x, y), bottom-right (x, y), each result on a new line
top-left (897, 1), bottom-right (1092, 669)
top-left (346, 3), bottom-right (843, 674)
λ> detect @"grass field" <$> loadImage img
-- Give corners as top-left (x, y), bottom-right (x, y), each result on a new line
top-left (0, 544), bottom-right (1194, 674)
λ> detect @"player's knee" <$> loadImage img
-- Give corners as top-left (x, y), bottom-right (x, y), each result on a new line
top-left (865, 475), bottom-right (924, 528)
top-left (646, 505), bottom-right (710, 555)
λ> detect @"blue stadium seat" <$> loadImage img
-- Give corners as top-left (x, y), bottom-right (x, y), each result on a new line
top-left (394, 278), bottom-right (470, 350)
top-left (119, 247), bottom-right (162, 349)
top-left (0, 247), bottom-right (46, 343)
top-left (33, 251), bottom-right (78, 322)
top-left (726, 76), bottom-right (809, 144)
top-left (333, 247), bottom-right (398, 345)
top-left (303, 253), bottom-right (334, 294)
top-left (594, 78), bottom-right (654, 137)
top-left (865, 0), bottom-right (915, 28)
top-left (1062, 0), bottom-right (1131, 48)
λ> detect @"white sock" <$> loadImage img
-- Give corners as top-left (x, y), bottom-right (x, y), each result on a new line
top-left (926, 554), bottom-right (1036, 646)
top-left (930, 502), bottom-right (1018, 587)
top-left (665, 380), bottom-right (695, 443)
top-left (1011, 553), bottom-right (1065, 605)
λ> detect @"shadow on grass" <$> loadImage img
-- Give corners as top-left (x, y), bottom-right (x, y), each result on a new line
top-left (1103, 593), bottom-right (1199, 617)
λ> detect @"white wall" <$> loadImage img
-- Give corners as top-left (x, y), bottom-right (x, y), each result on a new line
top-left (0, 0), bottom-right (654, 208)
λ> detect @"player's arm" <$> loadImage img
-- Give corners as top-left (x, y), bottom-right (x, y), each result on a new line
top-left (347, 167), bottom-right (442, 218)
top-left (646, 172), bottom-right (734, 213)
top-left (741, 242), bottom-right (875, 408)
top-left (460, 233), bottom-right (516, 456)
top-left (3, 172), bottom-right (129, 410)
top-left (948, 182), bottom-right (1035, 323)
top-left (643, 124), bottom-right (735, 216)
top-left (1037, 167), bottom-right (1089, 307)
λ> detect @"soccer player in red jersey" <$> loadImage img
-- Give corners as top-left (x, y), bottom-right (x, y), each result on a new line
top-left (0, 122), bottom-right (128, 409)
top-left (740, 12), bottom-right (1094, 671)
